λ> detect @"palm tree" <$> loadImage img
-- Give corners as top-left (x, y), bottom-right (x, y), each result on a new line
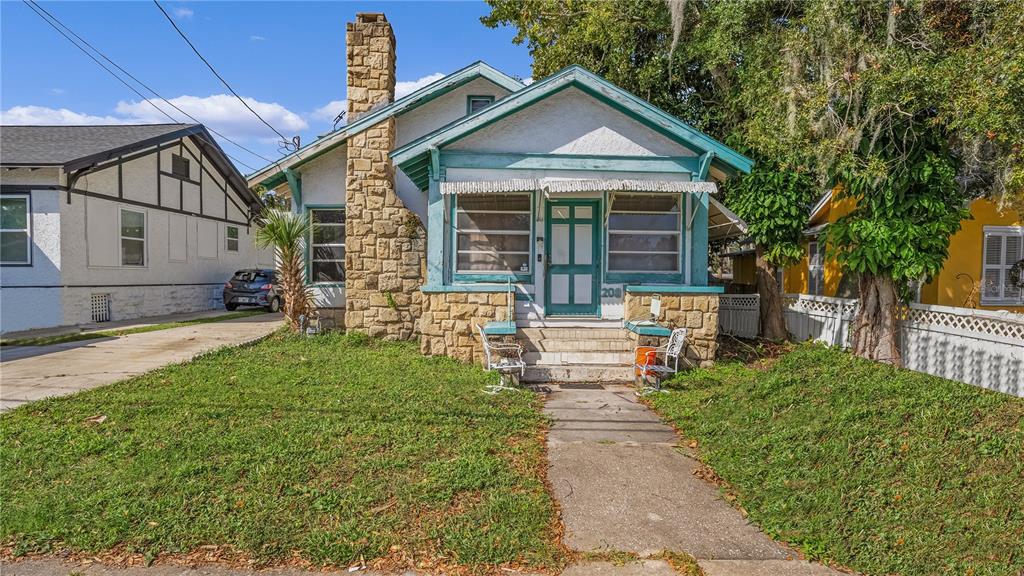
top-left (255, 209), bottom-right (315, 332)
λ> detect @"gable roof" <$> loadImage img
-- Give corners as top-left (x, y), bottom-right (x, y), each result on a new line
top-left (0, 124), bottom-right (198, 167)
top-left (391, 65), bottom-right (754, 190)
top-left (247, 61), bottom-right (525, 188)
top-left (0, 123), bottom-right (261, 209)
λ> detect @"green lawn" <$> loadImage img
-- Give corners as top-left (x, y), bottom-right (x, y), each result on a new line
top-left (650, 343), bottom-right (1024, 576)
top-left (0, 311), bottom-right (266, 347)
top-left (0, 332), bottom-right (561, 571)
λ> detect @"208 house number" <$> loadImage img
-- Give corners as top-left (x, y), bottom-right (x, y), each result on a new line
top-left (601, 287), bottom-right (623, 298)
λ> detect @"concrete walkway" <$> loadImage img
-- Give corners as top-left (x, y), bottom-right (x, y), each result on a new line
top-left (0, 313), bottom-right (282, 411)
top-left (545, 384), bottom-right (844, 576)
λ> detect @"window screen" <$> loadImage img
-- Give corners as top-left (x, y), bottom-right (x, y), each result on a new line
top-left (310, 209), bottom-right (345, 282)
top-left (0, 195), bottom-right (30, 264)
top-left (607, 194), bottom-right (681, 273)
top-left (807, 240), bottom-right (825, 295)
top-left (454, 194), bottom-right (531, 274)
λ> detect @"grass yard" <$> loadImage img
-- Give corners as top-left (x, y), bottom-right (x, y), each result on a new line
top-left (0, 311), bottom-right (266, 347)
top-left (650, 343), bottom-right (1024, 576)
top-left (0, 332), bottom-right (562, 571)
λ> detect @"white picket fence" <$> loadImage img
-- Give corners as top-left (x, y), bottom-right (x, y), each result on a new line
top-left (782, 294), bottom-right (1024, 397)
top-left (719, 294), bottom-right (760, 339)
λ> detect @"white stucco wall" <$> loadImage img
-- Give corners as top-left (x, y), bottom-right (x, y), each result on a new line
top-left (395, 77), bottom-right (513, 147)
top-left (447, 87), bottom-right (697, 157)
top-left (0, 187), bottom-right (65, 333)
top-left (298, 148), bottom-right (346, 206)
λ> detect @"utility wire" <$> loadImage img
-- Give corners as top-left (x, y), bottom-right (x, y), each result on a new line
top-left (24, 0), bottom-right (271, 172)
top-left (153, 0), bottom-right (300, 156)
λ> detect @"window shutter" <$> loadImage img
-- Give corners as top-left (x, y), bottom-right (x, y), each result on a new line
top-left (982, 232), bottom-right (1003, 300)
top-left (1005, 234), bottom-right (1022, 300)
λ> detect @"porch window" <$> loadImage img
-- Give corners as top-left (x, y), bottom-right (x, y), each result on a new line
top-left (807, 240), bottom-right (824, 295)
top-left (982, 226), bottom-right (1023, 305)
top-left (454, 194), bottom-right (531, 275)
top-left (607, 194), bottom-right (681, 273)
top-left (309, 208), bottom-right (345, 283)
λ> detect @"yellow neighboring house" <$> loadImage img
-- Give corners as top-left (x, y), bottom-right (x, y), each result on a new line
top-left (781, 189), bottom-right (1024, 312)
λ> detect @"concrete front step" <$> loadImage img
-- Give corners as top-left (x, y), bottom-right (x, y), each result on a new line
top-left (523, 364), bottom-right (635, 383)
top-left (524, 351), bottom-right (634, 365)
top-left (517, 327), bottom-right (628, 341)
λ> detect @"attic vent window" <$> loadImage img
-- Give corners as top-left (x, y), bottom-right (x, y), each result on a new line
top-left (171, 154), bottom-right (190, 178)
top-left (467, 95), bottom-right (494, 115)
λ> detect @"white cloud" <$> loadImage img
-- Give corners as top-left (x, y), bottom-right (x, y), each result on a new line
top-left (115, 94), bottom-right (308, 139)
top-left (1, 106), bottom-right (123, 125)
top-left (249, 35), bottom-right (266, 41)
top-left (394, 73), bottom-right (445, 98)
top-left (173, 7), bottom-right (193, 19)
top-left (522, 77), bottom-right (534, 86)
top-left (307, 73), bottom-right (446, 128)
top-left (311, 99), bottom-right (347, 123)
top-left (49, 88), bottom-right (66, 95)
top-left (2, 95), bottom-right (307, 143)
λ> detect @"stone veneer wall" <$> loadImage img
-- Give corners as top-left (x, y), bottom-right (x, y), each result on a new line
top-left (343, 14), bottom-right (426, 340)
top-left (420, 291), bottom-right (512, 364)
top-left (625, 292), bottom-right (720, 367)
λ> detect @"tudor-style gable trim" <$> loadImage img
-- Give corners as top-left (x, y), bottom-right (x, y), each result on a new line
top-left (247, 61), bottom-right (525, 189)
top-left (392, 66), bottom-right (754, 191)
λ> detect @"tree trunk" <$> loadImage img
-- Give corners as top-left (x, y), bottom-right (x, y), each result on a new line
top-left (755, 246), bottom-right (788, 341)
top-left (851, 273), bottom-right (901, 366)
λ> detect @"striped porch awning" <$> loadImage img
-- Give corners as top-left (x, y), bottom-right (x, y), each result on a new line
top-left (439, 178), bottom-right (719, 195)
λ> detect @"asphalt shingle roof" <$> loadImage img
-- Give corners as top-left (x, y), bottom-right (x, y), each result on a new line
top-left (0, 124), bottom-right (197, 166)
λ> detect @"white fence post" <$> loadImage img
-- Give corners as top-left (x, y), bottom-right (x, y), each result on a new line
top-left (780, 293), bottom-right (1024, 397)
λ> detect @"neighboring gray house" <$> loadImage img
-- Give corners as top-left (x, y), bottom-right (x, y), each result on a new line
top-left (0, 124), bottom-right (267, 334)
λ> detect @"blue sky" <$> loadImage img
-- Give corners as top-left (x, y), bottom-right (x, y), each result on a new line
top-left (0, 1), bottom-right (532, 173)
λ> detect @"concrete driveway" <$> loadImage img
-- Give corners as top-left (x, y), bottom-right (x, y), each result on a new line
top-left (0, 313), bottom-right (282, 411)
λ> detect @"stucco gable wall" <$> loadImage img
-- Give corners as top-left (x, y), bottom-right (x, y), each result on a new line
top-left (395, 77), bottom-right (513, 148)
top-left (445, 87), bottom-right (696, 157)
top-left (298, 147), bottom-right (346, 206)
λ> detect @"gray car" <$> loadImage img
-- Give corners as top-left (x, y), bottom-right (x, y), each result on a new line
top-left (223, 269), bottom-right (282, 312)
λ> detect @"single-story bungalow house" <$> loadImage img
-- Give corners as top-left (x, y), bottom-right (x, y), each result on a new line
top-left (248, 13), bottom-right (751, 379)
top-left (1, 124), bottom-right (267, 334)
top-left (776, 188), bottom-right (1023, 312)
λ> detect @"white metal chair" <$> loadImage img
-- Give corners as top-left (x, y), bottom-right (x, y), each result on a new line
top-left (634, 327), bottom-right (692, 395)
top-left (474, 323), bottom-right (526, 394)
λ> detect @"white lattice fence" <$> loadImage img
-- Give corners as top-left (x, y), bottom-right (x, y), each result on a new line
top-left (719, 294), bottom-right (760, 339)
top-left (783, 294), bottom-right (1024, 397)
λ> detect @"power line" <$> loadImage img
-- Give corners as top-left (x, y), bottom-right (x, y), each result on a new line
top-left (153, 0), bottom-right (300, 156)
top-left (23, 0), bottom-right (271, 172)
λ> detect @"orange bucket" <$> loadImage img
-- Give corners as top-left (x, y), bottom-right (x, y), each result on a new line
top-left (635, 346), bottom-right (658, 376)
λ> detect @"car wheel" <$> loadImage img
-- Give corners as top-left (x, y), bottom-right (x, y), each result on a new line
top-left (266, 297), bottom-right (281, 313)
top-left (226, 303), bottom-right (238, 311)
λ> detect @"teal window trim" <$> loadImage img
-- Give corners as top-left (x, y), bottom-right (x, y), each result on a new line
top-left (466, 95), bottom-right (495, 115)
top-left (603, 191), bottom-right (686, 285)
top-left (449, 190), bottom-right (535, 284)
top-left (304, 204), bottom-right (345, 287)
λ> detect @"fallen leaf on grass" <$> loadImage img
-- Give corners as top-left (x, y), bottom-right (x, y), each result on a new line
top-left (83, 414), bottom-right (107, 424)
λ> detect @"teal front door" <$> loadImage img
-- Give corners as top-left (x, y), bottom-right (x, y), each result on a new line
top-left (545, 200), bottom-right (600, 316)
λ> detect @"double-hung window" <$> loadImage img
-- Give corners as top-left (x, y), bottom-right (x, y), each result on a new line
top-left (0, 195), bottom-right (30, 265)
top-left (807, 240), bottom-right (825, 295)
top-left (309, 208), bottom-right (345, 283)
top-left (454, 194), bottom-right (532, 275)
top-left (120, 208), bottom-right (146, 266)
top-left (607, 194), bottom-right (681, 273)
top-left (982, 226), bottom-right (1024, 305)
top-left (226, 225), bottom-right (239, 252)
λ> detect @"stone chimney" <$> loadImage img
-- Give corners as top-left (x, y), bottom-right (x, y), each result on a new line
top-left (346, 13), bottom-right (396, 119)
top-left (343, 12), bottom-right (425, 341)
